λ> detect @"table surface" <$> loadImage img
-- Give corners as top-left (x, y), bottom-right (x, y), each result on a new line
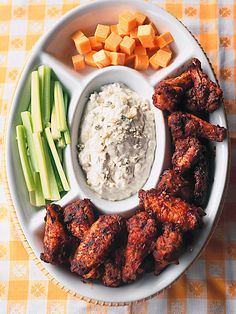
top-left (0, 1), bottom-right (235, 313)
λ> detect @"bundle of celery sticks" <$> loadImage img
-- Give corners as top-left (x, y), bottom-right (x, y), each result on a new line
top-left (16, 65), bottom-right (70, 207)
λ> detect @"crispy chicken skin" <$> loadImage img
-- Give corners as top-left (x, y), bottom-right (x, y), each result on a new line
top-left (153, 58), bottom-right (223, 113)
top-left (102, 246), bottom-right (125, 287)
top-left (40, 204), bottom-right (70, 265)
top-left (172, 137), bottom-right (203, 174)
top-left (157, 169), bottom-right (193, 202)
top-left (168, 112), bottom-right (227, 142)
top-left (153, 223), bottom-right (183, 275)
top-left (63, 199), bottom-right (95, 240)
top-left (139, 189), bottom-right (205, 231)
top-left (70, 215), bottom-right (125, 278)
top-left (122, 211), bottom-right (157, 283)
top-left (185, 58), bottom-right (223, 113)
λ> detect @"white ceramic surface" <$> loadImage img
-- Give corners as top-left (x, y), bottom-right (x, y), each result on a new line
top-left (6, 0), bottom-right (229, 304)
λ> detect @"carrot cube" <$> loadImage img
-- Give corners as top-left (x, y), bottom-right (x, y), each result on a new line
top-left (105, 32), bottom-right (122, 52)
top-left (141, 40), bottom-right (156, 49)
top-left (130, 28), bottom-right (140, 44)
top-left (134, 55), bottom-right (149, 70)
top-left (109, 52), bottom-right (126, 65)
top-left (125, 53), bottom-right (135, 66)
top-left (137, 24), bottom-right (155, 42)
top-left (110, 24), bottom-right (118, 34)
top-left (72, 30), bottom-right (84, 41)
top-left (117, 24), bottom-right (130, 37)
top-left (89, 36), bottom-right (103, 51)
top-left (162, 46), bottom-right (172, 54)
top-left (134, 46), bottom-right (147, 56)
top-left (156, 32), bottom-right (174, 48)
top-left (95, 24), bottom-right (111, 43)
top-left (149, 22), bottom-right (158, 35)
top-left (134, 11), bottom-right (147, 25)
top-left (85, 51), bottom-right (97, 67)
top-left (149, 53), bottom-right (160, 70)
top-left (93, 49), bottom-right (111, 68)
top-left (120, 36), bottom-right (136, 55)
top-left (74, 35), bottom-right (91, 54)
top-left (155, 48), bottom-right (172, 67)
top-left (119, 11), bottom-right (137, 32)
top-left (72, 54), bottom-right (85, 71)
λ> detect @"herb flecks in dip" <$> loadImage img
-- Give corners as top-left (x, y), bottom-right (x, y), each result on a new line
top-left (78, 83), bottom-right (156, 201)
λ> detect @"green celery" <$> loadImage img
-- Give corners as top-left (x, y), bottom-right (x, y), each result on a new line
top-left (38, 65), bottom-right (51, 126)
top-left (57, 147), bottom-right (63, 163)
top-left (34, 172), bottom-right (45, 206)
top-left (21, 111), bottom-right (39, 172)
top-left (45, 127), bottom-right (70, 191)
top-left (16, 125), bottom-right (35, 192)
top-left (57, 137), bottom-right (66, 149)
top-left (31, 71), bottom-right (43, 132)
top-left (63, 90), bottom-right (71, 144)
top-left (42, 136), bottom-right (61, 200)
top-left (54, 81), bottom-right (67, 131)
top-left (33, 132), bottom-right (51, 199)
top-left (51, 102), bottom-right (61, 140)
top-left (29, 191), bottom-right (36, 206)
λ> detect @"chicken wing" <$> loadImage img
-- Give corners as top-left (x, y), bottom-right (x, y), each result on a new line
top-left (157, 169), bottom-right (193, 202)
top-left (168, 112), bottom-right (227, 142)
top-left (139, 189), bottom-right (205, 231)
top-left (102, 246), bottom-right (125, 287)
top-left (153, 223), bottom-right (183, 275)
top-left (172, 137), bottom-right (203, 174)
top-left (63, 199), bottom-right (95, 241)
top-left (122, 211), bottom-right (157, 283)
top-left (185, 58), bottom-right (223, 113)
top-left (40, 204), bottom-right (70, 265)
top-left (70, 215), bottom-right (125, 278)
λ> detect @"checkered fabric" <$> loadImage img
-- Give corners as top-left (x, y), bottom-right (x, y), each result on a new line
top-left (0, 1), bottom-right (235, 313)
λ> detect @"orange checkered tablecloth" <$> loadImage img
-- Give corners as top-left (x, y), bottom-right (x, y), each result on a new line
top-left (0, 1), bottom-right (235, 313)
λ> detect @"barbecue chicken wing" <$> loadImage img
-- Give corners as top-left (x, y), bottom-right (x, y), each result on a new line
top-left (139, 189), bottom-right (205, 231)
top-left (122, 211), bottom-right (157, 283)
top-left (153, 223), bottom-right (183, 275)
top-left (70, 215), bottom-right (125, 278)
top-left (63, 199), bottom-right (95, 241)
top-left (168, 112), bottom-right (227, 142)
top-left (40, 204), bottom-right (70, 265)
top-left (172, 137), bottom-right (203, 174)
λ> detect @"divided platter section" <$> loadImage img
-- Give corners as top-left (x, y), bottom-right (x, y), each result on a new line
top-left (6, 0), bottom-right (229, 304)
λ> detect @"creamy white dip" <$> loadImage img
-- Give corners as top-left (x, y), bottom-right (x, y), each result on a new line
top-left (78, 83), bottom-right (156, 201)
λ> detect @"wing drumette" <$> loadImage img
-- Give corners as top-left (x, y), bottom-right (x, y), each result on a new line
top-left (153, 223), bottom-right (183, 275)
top-left (40, 204), bottom-right (70, 265)
top-left (139, 189), bottom-right (205, 231)
top-left (70, 215), bottom-right (124, 278)
top-left (63, 199), bottom-right (95, 241)
top-left (122, 211), bottom-right (157, 283)
top-left (168, 112), bottom-right (227, 142)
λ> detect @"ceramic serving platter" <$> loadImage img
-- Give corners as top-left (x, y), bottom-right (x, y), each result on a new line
top-left (6, 0), bottom-right (230, 305)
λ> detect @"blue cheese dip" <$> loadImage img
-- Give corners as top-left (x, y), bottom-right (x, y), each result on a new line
top-left (78, 83), bottom-right (156, 201)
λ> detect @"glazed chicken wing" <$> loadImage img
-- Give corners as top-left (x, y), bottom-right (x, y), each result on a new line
top-left (153, 223), bottom-right (183, 275)
top-left (172, 137), bottom-right (203, 174)
top-left (157, 169), bottom-right (193, 202)
top-left (63, 199), bottom-right (95, 241)
top-left (122, 211), bottom-right (157, 283)
top-left (168, 112), bottom-right (227, 142)
top-left (40, 204), bottom-right (70, 265)
top-left (70, 215), bottom-right (125, 278)
top-left (139, 189), bottom-right (205, 231)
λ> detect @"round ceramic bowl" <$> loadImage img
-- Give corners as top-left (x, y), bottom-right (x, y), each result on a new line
top-left (6, 0), bottom-right (230, 305)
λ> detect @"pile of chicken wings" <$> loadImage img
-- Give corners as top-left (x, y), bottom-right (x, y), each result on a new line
top-left (40, 58), bottom-right (227, 287)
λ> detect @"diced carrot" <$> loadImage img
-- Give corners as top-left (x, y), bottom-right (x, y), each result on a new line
top-left (93, 49), bottom-right (111, 68)
top-left (137, 25), bottom-right (155, 42)
top-left (109, 52), bottom-right (126, 65)
top-left (149, 53), bottom-right (160, 70)
top-left (134, 46), bottom-right (147, 56)
top-left (89, 36), bottom-right (103, 51)
top-left (119, 11), bottom-right (137, 32)
top-left (140, 40), bottom-right (156, 49)
top-left (134, 12), bottom-right (147, 25)
top-left (105, 32), bottom-right (122, 52)
top-left (124, 53), bottom-right (135, 66)
top-left (85, 51), bottom-right (97, 67)
top-left (156, 32), bottom-right (174, 48)
top-left (72, 54), bottom-right (85, 70)
top-left (110, 24), bottom-right (118, 34)
top-left (117, 24), bottom-right (130, 37)
top-left (72, 30), bottom-right (84, 41)
top-left (155, 48), bottom-right (172, 67)
top-left (95, 24), bottom-right (111, 43)
top-left (120, 36), bottom-right (136, 55)
top-left (149, 22), bottom-right (158, 35)
top-left (134, 55), bottom-right (149, 70)
top-left (130, 28), bottom-right (141, 44)
top-left (74, 35), bottom-right (91, 54)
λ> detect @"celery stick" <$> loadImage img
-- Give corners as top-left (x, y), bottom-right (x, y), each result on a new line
top-left (63, 130), bottom-right (71, 145)
top-left (21, 111), bottom-right (39, 172)
top-left (29, 191), bottom-right (36, 206)
top-left (38, 65), bottom-right (51, 126)
top-left (50, 155), bottom-right (64, 193)
top-left (57, 137), bottom-right (66, 149)
top-left (42, 136), bottom-right (61, 200)
top-left (34, 172), bottom-right (45, 206)
top-left (33, 132), bottom-right (51, 199)
top-left (63, 91), bottom-right (71, 144)
top-left (57, 147), bottom-right (63, 162)
top-left (54, 81), bottom-right (67, 131)
top-left (31, 71), bottom-right (43, 132)
top-left (45, 127), bottom-right (70, 191)
top-left (16, 125), bottom-right (35, 192)
top-left (51, 102), bottom-right (61, 140)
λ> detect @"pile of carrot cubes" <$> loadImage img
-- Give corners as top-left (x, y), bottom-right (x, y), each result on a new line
top-left (71, 11), bottom-right (174, 71)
